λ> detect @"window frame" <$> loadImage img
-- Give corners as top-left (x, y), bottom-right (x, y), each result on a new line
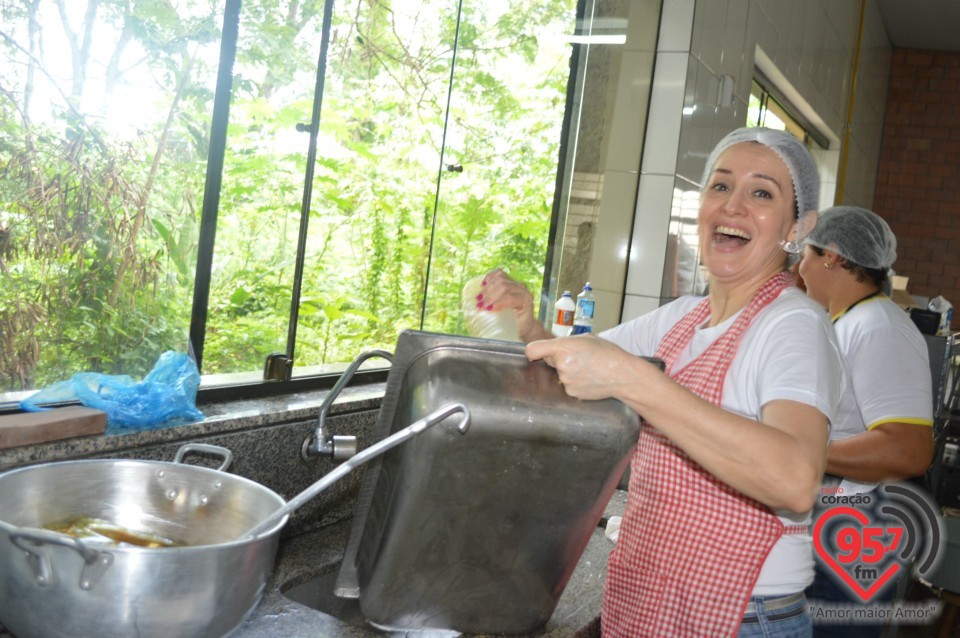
top-left (0, 0), bottom-right (593, 412)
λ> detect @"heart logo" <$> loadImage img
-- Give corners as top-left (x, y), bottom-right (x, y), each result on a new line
top-left (813, 505), bottom-right (903, 602)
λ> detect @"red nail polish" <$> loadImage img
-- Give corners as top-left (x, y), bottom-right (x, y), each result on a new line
top-left (485, 304), bottom-right (493, 311)
top-left (476, 294), bottom-right (483, 302)
top-left (476, 301), bottom-right (483, 309)
top-left (481, 279), bottom-right (487, 286)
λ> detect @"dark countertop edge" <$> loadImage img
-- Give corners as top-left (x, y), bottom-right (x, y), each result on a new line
top-left (0, 382), bottom-right (387, 470)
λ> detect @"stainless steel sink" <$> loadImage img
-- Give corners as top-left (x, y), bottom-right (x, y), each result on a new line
top-left (329, 331), bottom-right (656, 635)
top-left (270, 492), bottom-right (631, 638)
top-left (281, 568), bottom-right (365, 627)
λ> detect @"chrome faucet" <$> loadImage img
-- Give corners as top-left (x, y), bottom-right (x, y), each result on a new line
top-left (249, 402), bottom-right (470, 540)
top-left (301, 349), bottom-right (394, 462)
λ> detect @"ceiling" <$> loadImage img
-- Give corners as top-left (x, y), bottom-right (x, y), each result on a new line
top-left (876, 0), bottom-right (960, 52)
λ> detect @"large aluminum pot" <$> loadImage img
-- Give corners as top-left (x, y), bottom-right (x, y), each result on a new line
top-left (0, 444), bottom-right (287, 638)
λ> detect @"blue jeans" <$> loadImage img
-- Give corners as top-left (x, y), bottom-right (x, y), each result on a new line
top-left (737, 594), bottom-right (812, 638)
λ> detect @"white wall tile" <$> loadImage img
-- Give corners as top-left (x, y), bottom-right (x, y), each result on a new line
top-left (696, 0), bottom-right (728, 73)
top-left (773, 48), bottom-right (801, 86)
top-left (593, 288), bottom-right (624, 333)
top-left (782, 1), bottom-right (806, 60)
top-left (813, 145), bottom-right (840, 208)
top-left (754, 0), bottom-right (779, 25)
top-left (590, 170), bottom-right (638, 292)
top-left (657, 0), bottom-right (696, 52)
top-left (750, 7), bottom-right (778, 70)
top-left (677, 58), bottom-right (718, 185)
top-left (625, 173), bottom-right (674, 297)
top-left (823, 0), bottom-right (857, 41)
top-left (676, 58), bottom-right (704, 184)
top-left (620, 294), bottom-right (662, 324)
top-left (800, 4), bottom-right (827, 77)
top-left (690, 0), bottom-right (707, 61)
top-left (606, 50), bottom-right (655, 174)
top-left (640, 52), bottom-right (688, 176)
top-left (719, 0), bottom-right (749, 78)
top-left (714, 97), bottom-right (747, 145)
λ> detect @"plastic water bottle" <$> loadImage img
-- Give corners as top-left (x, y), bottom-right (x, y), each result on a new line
top-left (572, 282), bottom-right (595, 335)
top-left (552, 291), bottom-right (575, 337)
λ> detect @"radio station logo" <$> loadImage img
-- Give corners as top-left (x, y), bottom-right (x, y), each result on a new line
top-left (811, 482), bottom-right (945, 624)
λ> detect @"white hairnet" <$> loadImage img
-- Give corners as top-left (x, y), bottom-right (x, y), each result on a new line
top-left (804, 205), bottom-right (897, 270)
top-left (701, 127), bottom-right (820, 238)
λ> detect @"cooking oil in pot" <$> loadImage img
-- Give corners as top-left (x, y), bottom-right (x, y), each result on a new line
top-left (46, 516), bottom-right (186, 548)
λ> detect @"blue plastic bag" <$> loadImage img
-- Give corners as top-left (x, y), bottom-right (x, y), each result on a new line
top-left (20, 351), bottom-right (204, 433)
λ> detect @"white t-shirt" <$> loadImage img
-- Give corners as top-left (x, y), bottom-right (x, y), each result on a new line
top-left (601, 286), bottom-right (845, 595)
top-left (830, 295), bottom-right (933, 493)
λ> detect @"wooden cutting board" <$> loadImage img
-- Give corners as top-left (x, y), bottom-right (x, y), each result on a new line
top-left (0, 406), bottom-right (107, 450)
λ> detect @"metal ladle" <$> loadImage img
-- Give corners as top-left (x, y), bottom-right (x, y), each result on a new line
top-left (241, 402), bottom-right (471, 540)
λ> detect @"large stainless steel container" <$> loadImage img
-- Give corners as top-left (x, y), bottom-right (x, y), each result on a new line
top-left (335, 330), bottom-right (655, 635)
top-left (0, 445), bottom-right (287, 638)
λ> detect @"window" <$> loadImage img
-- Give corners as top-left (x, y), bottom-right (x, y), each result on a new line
top-left (747, 78), bottom-right (829, 151)
top-left (747, 75), bottom-right (838, 233)
top-left (1, 1), bottom-right (225, 398)
top-left (2, 0), bottom-right (652, 406)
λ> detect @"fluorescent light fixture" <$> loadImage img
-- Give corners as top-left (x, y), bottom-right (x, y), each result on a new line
top-left (576, 17), bottom-right (629, 30)
top-left (562, 34), bottom-right (627, 44)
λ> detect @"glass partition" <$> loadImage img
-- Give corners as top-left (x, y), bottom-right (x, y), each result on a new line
top-left (0, 0), bottom-right (662, 400)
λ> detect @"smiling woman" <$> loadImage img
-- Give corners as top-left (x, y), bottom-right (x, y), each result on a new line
top-left (480, 127), bottom-right (845, 637)
top-left (699, 142), bottom-right (800, 295)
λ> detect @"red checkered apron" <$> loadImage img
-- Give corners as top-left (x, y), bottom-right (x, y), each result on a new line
top-left (601, 272), bottom-right (794, 637)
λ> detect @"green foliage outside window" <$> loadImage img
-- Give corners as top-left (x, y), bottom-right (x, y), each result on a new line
top-left (0, 0), bottom-right (574, 392)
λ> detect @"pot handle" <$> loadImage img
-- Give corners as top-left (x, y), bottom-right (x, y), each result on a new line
top-left (9, 528), bottom-right (114, 590)
top-left (173, 443), bottom-right (233, 472)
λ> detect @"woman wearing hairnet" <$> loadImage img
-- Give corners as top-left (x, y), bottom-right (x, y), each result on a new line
top-left (479, 127), bottom-right (844, 636)
top-left (798, 205), bottom-right (933, 637)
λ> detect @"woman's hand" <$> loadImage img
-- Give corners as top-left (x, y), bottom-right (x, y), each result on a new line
top-left (478, 268), bottom-right (552, 343)
top-left (525, 335), bottom-right (662, 401)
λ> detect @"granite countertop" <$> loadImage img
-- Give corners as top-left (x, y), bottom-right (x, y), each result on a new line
top-left (230, 490), bottom-right (627, 638)
top-left (0, 382), bottom-right (387, 470)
